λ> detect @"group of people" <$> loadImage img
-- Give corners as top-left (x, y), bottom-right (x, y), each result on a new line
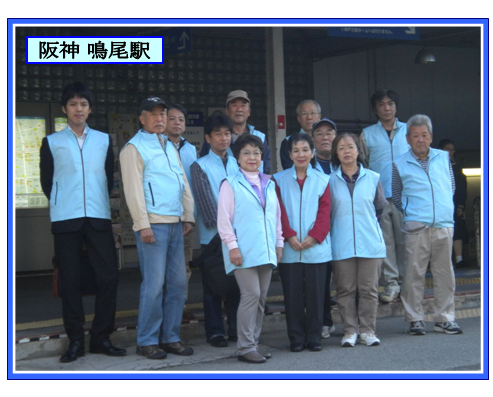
top-left (40, 83), bottom-right (463, 365)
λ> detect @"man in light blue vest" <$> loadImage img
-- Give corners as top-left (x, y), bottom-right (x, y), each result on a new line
top-left (199, 90), bottom-right (270, 174)
top-left (40, 82), bottom-right (126, 363)
top-left (120, 97), bottom-right (195, 359)
top-left (360, 89), bottom-right (409, 303)
top-left (164, 103), bottom-right (197, 320)
top-left (191, 112), bottom-right (240, 347)
top-left (280, 99), bottom-right (322, 170)
top-left (392, 114), bottom-right (462, 336)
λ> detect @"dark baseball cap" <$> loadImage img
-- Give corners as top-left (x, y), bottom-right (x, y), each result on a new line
top-left (311, 117), bottom-right (337, 133)
top-left (140, 96), bottom-right (167, 113)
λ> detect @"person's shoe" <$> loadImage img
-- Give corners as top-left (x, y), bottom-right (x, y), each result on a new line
top-left (290, 343), bottom-right (305, 352)
top-left (159, 341), bottom-right (194, 356)
top-left (228, 335), bottom-right (238, 342)
top-left (321, 325), bottom-right (336, 339)
top-left (90, 339), bottom-right (127, 356)
top-left (341, 333), bottom-right (358, 347)
top-left (182, 308), bottom-right (196, 320)
top-left (307, 343), bottom-right (322, 352)
top-left (60, 340), bottom-right (85, 363)
top-left (455, 260), bottom-right (469, 269)
top-left (409, 320), bottom-right (426, 335)
top-left (208, 335), bottom-right (228, 347)
top-left (434, 321), bottom-right (463, 335)
top-left (380, 288), bottom-right (399, 303)
top-left (136, 345), bottom-right (167, 359)
top-left (359, 333), bottom-right (380, 346)
top-left (238, 351), bottom-right (267, 364)
top-left (257, 349), bottom-right (272, 359)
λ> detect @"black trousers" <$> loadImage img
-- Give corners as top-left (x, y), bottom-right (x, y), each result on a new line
top-left (54, 219), bottom-right (119, 345)
top-left (322, 262), bottom-right (334, 327)
top-left (278, 262), bottom-right (327, 346)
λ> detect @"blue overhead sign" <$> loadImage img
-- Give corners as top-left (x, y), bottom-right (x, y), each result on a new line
top-left (161, 27), bottom-right (192, 56)
top-left (328, 27), bottom-right (420, 41)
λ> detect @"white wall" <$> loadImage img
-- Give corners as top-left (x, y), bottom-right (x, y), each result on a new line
top-left (314, 45), bottom-right (481, 151)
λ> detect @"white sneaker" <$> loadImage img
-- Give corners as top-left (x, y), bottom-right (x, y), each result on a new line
top-left (321, 325), bottom-right (336, 339)
top-left (359, 333), bottom-right (380, 346)
top-left (341, 333), bottom-right (358, 347)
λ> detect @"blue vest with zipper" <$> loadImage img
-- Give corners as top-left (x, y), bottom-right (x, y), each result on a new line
top-left (394, 148), bottom-right (454, 228)
top-left (177, 137), bottom-right (197, 185)
top-left (274, 165), bottom-right (332, 264)
top-left (47, 126), bottom-right (110, 222)
top-left (221, 171), bottom-right (278, 275)
top-left (329, 166), bottom-right (386, 261)
top-left (195, 151), bottom-right (239, 244)
top-left (125, 129), bottom-right (184, 217)
top-left (363, 119), bottom-right (409, 198)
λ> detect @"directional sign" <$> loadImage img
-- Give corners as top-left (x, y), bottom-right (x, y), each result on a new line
top-left (161, 27), bottom-right (192, 56)
top-left (328, 27), bottom-right (420, 41)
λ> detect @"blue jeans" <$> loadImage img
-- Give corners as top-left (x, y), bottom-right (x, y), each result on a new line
top-left (135, 223), bottom-right (187, 346)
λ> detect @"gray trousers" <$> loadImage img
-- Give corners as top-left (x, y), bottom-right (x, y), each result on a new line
top-left (401, 227), bottom-right (456, 322)
top-left (380, 199), bottom-right (406, 293)
top-left (333, 257), bottom-right (382, 335)
top-left (233, 265), bottom-right (272, 355)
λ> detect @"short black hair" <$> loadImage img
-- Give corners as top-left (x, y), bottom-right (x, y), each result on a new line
top-left (370, 89), bottom-right (399, 115)
top-left (288, 132), bottom-right (317, 168)
top-left (232, 134), bottom-right (264, 160)
top-left (204, 111), bottom-right (233, 136)
top-left (167, 103), bottom-right (188, 120)
top-left (61, 82), bottom-right (93, 108)
top-left (331, 132), bottom-right (363, 169)
top-left (437, 138), bottom-right (455, 150)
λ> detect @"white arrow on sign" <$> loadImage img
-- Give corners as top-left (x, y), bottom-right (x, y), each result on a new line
top-left (404, 27), bottom-right (416, 35)
top-left (178, 31), bottom-right (189, 50)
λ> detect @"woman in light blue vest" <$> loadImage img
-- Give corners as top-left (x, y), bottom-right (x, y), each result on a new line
top-left (330, 133), bottom-right (387, 348)
top-left (217, 134), bottom-right (284, 364)
top-left (273, 133), bottom-right (332, 353)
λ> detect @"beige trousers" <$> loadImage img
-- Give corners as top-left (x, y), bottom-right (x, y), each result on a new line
top-left (332, 257), bottom-right (382, 335)
top-left (379, 199), bottom-right (406, 293)
top-left (400, 227), bottom-right (456, 322)
top-left (233, 265), bottom-right (272, 355)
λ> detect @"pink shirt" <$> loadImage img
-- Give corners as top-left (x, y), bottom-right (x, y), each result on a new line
top-left (217, 171), bottom-right (284, 251)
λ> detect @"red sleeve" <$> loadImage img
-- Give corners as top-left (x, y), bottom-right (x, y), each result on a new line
top-left (274, 180), bottom-right (297, 239)
top-left (307, 183), bottom-right (331, 244)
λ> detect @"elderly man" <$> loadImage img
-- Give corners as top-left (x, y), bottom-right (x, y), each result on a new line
top-left (120, 97), bottom-right (195, 359)
top-left (360, 89), bottom-right (409, 303)
top-left (164, 103), bottom-right (197, 319)
top-left (280, 99), bottom-right (322, 170)
top-left (310, 118), bottom-right (337, 339)
top-left (200, 90), bottom-right (270, 173)
top-left (40, 82), bottom-right (125, 363)
top-left (392, 114), bottom-right (462, 336)
top-left (191, 112), bottom-right (240, 347)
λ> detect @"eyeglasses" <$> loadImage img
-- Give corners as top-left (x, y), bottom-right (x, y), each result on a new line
top-left (313, 131), bottom-right (336, 138)
top-left (299, 111), bottom-right (319, 118)
top-left (240, 150), bottom-right (262, 157)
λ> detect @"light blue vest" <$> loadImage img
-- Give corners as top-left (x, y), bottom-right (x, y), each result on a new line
top-left (330, 166), bottom-right (386, 261)
top-left (195, 150), bottom-right (239, 244)
top-left (228, 125), bottom-right (267, 173)
top-left (125, 129), bottom-right (184, 217)
top-left (47, 126), bottom-right (111, 222)
top-left (273, 165), bottom-right (332, 264)
top-left (221, 171), bottom-right (278, 274)
top-left (394, 148), bottom-right (454, 228)
top-left (363, 119), bottom-right (409, 198)
top-left (177, 137), bottom-right (197, 185)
